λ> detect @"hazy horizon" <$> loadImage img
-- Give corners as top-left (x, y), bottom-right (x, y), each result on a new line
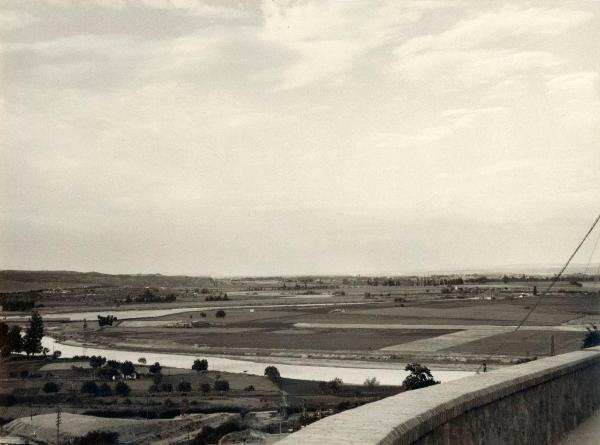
top-left (1, 0), bottom-right (599, 276)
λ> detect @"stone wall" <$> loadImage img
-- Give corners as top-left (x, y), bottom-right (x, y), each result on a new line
top-left (278, 347), bottom-right (600, 445)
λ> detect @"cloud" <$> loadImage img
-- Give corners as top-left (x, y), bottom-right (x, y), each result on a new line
top-left (260, 0), bottom-right (447, 90)
top-left (546, 71), bottom-right (600, 127)
top-left (394, 5), bottom-right (593, 88)
top-left (0, 10), bottom-right (39, 32)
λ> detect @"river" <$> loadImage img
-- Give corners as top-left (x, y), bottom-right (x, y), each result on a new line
top-left (42, 337), bottom-right (474, 386)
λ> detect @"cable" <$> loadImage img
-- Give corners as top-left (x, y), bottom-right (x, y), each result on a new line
top-left (475, 213), bottom-right (600, 373)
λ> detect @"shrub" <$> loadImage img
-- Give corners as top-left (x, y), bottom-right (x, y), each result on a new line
top-left (215, 310), bottom-right (226, 318)
top-left (148, 362), bottom-right (162, 374)
top-left (363, 377), bottom-right (380, 389)
top-left (402, 363), bottom-right (439, 391)
top-left (244, 385), bottom-right (255, 391)
top-left (115, 382), bottom-right (130, 396)
top-left (214, 380), bottom-right (229, 392)
top-left (582, 324), bottom-right (600, 349)
top-left (81, 381), bottom-right (100, 396)
top-left (73, 430), bottom-right (119, 445)
top-left (264, 366), bottom-right (281, 383)
top-left (43, 382), bottom-right (60, 393)
top-left (192, 359), bottom-right (208, 372)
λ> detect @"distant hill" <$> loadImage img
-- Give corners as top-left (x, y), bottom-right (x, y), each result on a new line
top-left (0, 270), bottom-right (214, 292)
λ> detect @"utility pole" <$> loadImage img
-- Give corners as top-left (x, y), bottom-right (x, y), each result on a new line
top-left (56, 405), bottom-right (61, 445)
top-left (550, 335), bottom-right (556, 356)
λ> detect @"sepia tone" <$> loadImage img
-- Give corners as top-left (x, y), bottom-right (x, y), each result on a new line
top-left (0, 1), bottom-right (599, 444)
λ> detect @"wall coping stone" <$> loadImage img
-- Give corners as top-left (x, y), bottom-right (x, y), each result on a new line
top-left (278, 347), bottom-right (600, 445)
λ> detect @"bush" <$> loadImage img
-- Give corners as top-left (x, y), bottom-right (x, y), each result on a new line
top-left (402, 363), bottom-right (439, 391)
top-left (43, 382), bottom-right (60, 393)
top-left (214, 380), bottom-right (229, 392)
top-left (178, 381), bottom-right (192, 392)
top-left (244, 385), bottom-right (255, 391)
top-left (363, 377), bottom-right (380, 389)
top-left (73, 430), bottom-right (119, 445)
top-left (582, 324), bottom-right (600, 349)
top-left (115, 382), bottom-right (130, 396)
top-left (148, 362), bottom-right (162, 374)
top-left (215, 310), bottom-right (226, 318)
top-left (192, 359), bottom-right (208, 372)
top-left (264, 366), bottom-right (281, 383)
top-left (81, 381), bottom-right (100, 396)
top-left (119, 361), bottom-right (135, 377)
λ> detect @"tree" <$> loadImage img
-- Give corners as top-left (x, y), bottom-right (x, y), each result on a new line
top-left (582, 324), bottom-right (600, 349)
top-left (402, 363), bottom-right (439, 391)
top-left (264, 366), bottom-right (281, 383)
top-left (215, 309), bottom-right (226, 318)
top-left (89, 355), bottom-right (106, 371)
top-left (7, 325), bottom-right (22, 353)
top-left (192, 359), bottom-right (208, 372)
top-left (364, 377), bottom-right (380, 389)
top-left (107, 360), bottom-right (121, 369)
top-left (214, 379), bottom-right (230, 392)
top-left (81, 381), bottom-right (100, 396)
top-left (327, 377), bottom-right (343, 393)
top-left (120, 361), bottom-right (135, 377)
top-left (178, 381), bottom-right (192, 392)
top-left (115, 382), bottom-right (130, 396)
top-left (0, 322), bottom-right (8, 348)
top-left (23, 311), bottom-right (44, 355)
top-left (138, 357), bottom-right (146, 364)
top-left (149, 362), bottom-right (162, 374)
top-left (533, 286), bottom-right (538, 296)
top-left (53, 350), bottom-right (62, 359)
top-left (43, 382), bottom-right (60, 393)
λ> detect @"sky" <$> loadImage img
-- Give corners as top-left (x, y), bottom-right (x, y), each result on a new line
top-left (1, 0), bottom-right (599, 276)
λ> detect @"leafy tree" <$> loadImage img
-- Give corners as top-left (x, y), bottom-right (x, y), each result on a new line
top-left (215, 309), bottom-right (226, 318)
top-left (148, 362), bottom-right (162, 374)
top-left (138, 357), bottom-right (146, 364)
top-left (115, 382), bottom-right (130, 396)
top-left (23, 311), bottom-right (44, 355)
top-left (120, 361), bottom-right (135, 377)
top-left (89, 355), bottom-right (106, 370)
top-left (7, 325), bottom-right (22, 353)
top-left (364, 377), bottom-right (380, 389)
top-left (107, 360), bottom-right (121, 369)
top-left (53, 350), bottom-right (62, 359)
top-left (582, 324), bottom-right (600, 349)
top-left (81, 381), bottom-right (100, 396)
top-left (214, 379), bottom-right (230, 392)
top-left (73, 430), bottom-right (119, 445)
top-left (402, 363), bottom-right (439, 391)
top-left (327, 377), bottom-right (343, 393)
top-left (192, 359), bottom-right (208, 372)
top-left (264, 366), bottom-right (281, 383)
top-left (43, 382), bottom-right (60, 393)
top-left (178, 381), bottom-right (192, 392)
